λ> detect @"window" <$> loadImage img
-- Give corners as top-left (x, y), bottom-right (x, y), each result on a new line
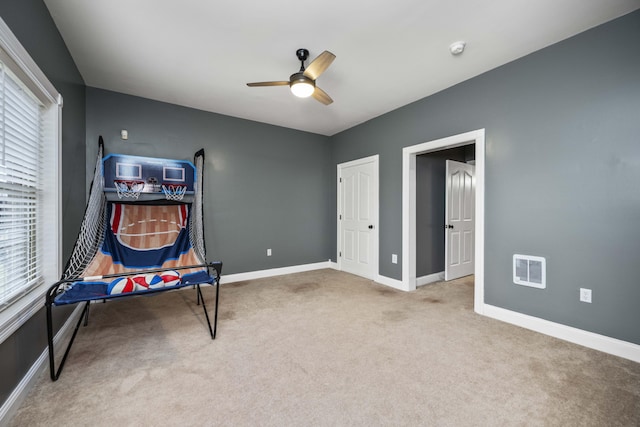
top-left (0, 61), bottom-right (43, 307)
top-left (0, 18), bottom-right (61, 339)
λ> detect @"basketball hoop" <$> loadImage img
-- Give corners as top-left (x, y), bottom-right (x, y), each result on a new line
top-left (114, 180), bottom-right (145, 199)
top-left (162, 184), bottom-right (187, 201)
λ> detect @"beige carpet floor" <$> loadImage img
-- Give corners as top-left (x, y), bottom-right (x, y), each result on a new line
top-left (9, 269), bottom-right (640, 426)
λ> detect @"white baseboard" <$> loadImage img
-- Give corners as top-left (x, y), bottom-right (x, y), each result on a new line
top-left (329, 263), bottom-right (405, 291)
top-left (375, 274), bottom-right (406, 291)
top-left (483, 304), bottom-right (640, 363)
top-left (416, 271), bottom-right (445, 287)
top-left (220, 261), bottom-right (334, 284)
top-left (0, 303), bottom-right (85, 425)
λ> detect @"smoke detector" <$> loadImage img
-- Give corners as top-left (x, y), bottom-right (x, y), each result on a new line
top-left (449, 41), bottom-right (466, 55)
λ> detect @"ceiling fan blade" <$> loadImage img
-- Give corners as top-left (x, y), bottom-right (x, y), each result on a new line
top-left (312, 87), bottom-right (333, 105)
top-left (303, 51), bottom-right (336, 81)
top-left (246, 81), bottom-right (290, 87)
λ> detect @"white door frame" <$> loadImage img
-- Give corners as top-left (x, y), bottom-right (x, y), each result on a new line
top-left (402, 129), bottom-right (485, 314)
top-left (337, 155), bottom-right (380, 280)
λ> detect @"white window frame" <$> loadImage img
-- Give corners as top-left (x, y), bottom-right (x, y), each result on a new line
top-left (0, 17), bottom-right (62, 344)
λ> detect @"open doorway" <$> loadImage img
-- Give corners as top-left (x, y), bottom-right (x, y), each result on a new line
top-left (402, 129), bottom-right (485, 315)
top-left (415, 146), bottom-right (475, 285)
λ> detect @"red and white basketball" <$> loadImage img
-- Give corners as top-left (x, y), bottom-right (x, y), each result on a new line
top-left (132, 274), bottom-right (162, 291)
top-left (158, 270), bottom-right (181, 287)
top-left (107, 277), bottom-right (135, 295)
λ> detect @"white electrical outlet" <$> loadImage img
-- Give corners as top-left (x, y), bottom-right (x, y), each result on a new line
top-left (267, 249), bottom-right (272, 257)
top-left (580, 288), bottom-right (592, 303)
top-left (392, 254), bottom-right (398, 264)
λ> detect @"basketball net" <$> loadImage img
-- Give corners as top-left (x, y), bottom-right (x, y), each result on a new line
top-left (114, 180), bottom-right (145, 199)
top-left (62, 144), bottom-right (107, 280)
top-left (161, 184), bottom-right (187, 201)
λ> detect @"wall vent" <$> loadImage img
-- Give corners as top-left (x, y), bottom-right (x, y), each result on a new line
top-left (513, 254), bottom-right (546, 289)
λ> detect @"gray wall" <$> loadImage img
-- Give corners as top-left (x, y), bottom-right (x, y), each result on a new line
top-left (0, 0), bottom-right (85, 409)
top-left (86, 88), bottom-right (333, 275)
top-left (416, 146), bottom-right (473, 277)
top-left (331, 10), bottom-right (640, 345)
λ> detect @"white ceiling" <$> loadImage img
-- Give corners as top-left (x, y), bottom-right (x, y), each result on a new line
top-left (44, 0), bottom-right (639, 136)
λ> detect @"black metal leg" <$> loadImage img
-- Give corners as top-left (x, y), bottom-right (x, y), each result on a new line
top-left (46, 301), bottom-right (56, 381)
top-left (83, 302), bottom-right (90, 326)
top-left (47, 301), bottom-right (90, 381)
top-left (194, 266), bottom-right (220, 339)
top-left (196, 284), bottom-right (215, 339)
top-left (213, 279), bottom-right (219, 339)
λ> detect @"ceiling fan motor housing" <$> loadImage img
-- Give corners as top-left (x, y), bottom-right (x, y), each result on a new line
top-left (289, 72), bottom-right (315, 88)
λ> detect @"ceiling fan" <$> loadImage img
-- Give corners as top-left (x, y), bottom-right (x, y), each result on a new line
top-left (247, 49), bottom-right (335, 105)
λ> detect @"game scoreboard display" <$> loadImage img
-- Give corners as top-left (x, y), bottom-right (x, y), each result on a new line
top-left (103, 154), bottom-right (196, 202)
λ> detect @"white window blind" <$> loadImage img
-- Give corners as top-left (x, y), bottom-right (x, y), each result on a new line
top-left (0, 59), bottom-right (45, 309)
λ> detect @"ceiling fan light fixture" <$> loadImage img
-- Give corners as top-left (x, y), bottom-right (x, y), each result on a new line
top-left (247, 49), bottom-right (334, 104)
top-left (290, 74), bottom-right (315, 98)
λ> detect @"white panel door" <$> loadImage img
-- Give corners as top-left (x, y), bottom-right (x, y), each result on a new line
top-left (445, 160), bottom-right (475, 281)
top-left (339, 158), bottom-right (378, 279)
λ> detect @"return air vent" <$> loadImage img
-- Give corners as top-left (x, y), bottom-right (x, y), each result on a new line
top-left (513, 254), bottom-right (546, 289)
